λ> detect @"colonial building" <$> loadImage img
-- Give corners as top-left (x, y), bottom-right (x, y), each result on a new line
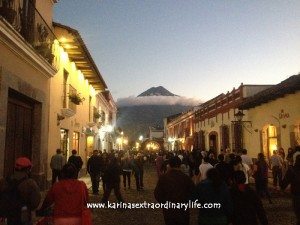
top-left (239, 75), bottom-right (300, 159)
top-left (193, 84), bottom-right (272, 155)
top-left (165, 109), bottom-right (195, 151)
top-left (47, 23), bottom-right (116, 180)
top-left (95, 90), bottom-right (117, 152)
top-left (0, 1), bottom-right (116, 186)
top-left (0, 0), bottom-right (58, 186)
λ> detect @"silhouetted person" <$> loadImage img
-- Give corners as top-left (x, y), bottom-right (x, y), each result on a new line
top-left (155, 156), bottom-right (194, 225)
top-left (68, 150), bottom-right (83, 178)
top-left (101, 156), bottom-right (124, 203)
top-left (281, 155), bottom-right (300, 225)
top-left (50, 149), bottom-right (66, 184)
top-left (253, 153), bottom-right (272, 204)
top-left (193, 168), bottom-right (232, 225)
top-left (87, 150), bottom-right (103, 195)
top-left (230, 171), bottom-right (268, 225)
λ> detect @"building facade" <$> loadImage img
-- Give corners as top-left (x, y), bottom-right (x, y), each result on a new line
top-left (239, 75), bottom-right (300, 159)
top-left (47, 23), bottom-right (116, 181)
top-left (94, 90), bottom-right (117, 152)
top-left (193, 84), bottom-right (272, 155)
top-left (165, 110), bottom-right (195, 151)
top-left (0, 1), bottom-right (116, 186)
top-left (0, 0), bottom-right (58, 186)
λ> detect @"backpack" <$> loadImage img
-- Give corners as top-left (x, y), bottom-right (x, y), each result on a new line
top-left (0, 176), bottom-right (27, 218)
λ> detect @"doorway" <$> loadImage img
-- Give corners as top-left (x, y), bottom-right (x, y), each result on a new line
top-left (262, 125), bottom-right (278, 158)
top-left (209, 131), bottom-right (218, 153)
top-left (4, 91), bottom-right (35, 176)
top-left (60, 129), bottom-right (69, 159)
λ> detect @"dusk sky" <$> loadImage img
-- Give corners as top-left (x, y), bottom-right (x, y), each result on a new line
top-left (54, 1), bottom-right (300, 102)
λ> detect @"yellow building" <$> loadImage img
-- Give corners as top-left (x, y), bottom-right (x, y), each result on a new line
top-left (0, 0), bottom-right (58, 186)
top-left (193, 84), bottom-right (272, 155)
top-left (165, 110), bottom-right (195, 151)
top-left (47, 23), bottom-right (116, 181)
top-left (239, 75), bottom-right (300, 159)
top-left (0, 1), bottom-right (116, 186)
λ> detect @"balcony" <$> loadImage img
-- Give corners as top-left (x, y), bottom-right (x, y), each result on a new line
top-left (0, 0), bottom-right (55, 64)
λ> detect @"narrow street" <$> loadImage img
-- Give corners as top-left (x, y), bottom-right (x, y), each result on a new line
top-left (88, 164), bottom-right (297, 225)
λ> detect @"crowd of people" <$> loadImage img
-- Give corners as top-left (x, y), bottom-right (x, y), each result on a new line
top-left (0, 145), bottom-right (299, 225)
top-left (154, 146), bottom-right (300, 225)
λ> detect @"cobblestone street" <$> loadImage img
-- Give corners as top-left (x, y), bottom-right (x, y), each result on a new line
top-left (88, 164), bottom-right (297, 225)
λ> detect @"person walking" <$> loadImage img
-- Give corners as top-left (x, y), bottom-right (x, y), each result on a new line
top-left (270, 150), bottom-right (283, 189)
top-left (154, 156), bottom-right (195, 225)
top-left (286, 147), bottom-right (295, 167)
top-left (0, 157), bottom-right (41, 225)
top-left (121, 155), bottom-right (132, 189)
top-left (234, 155), bottom-right (250, 184)
top-left (136, 153), bottom-right (145, 189)
top-left (215, 154), bottom-right (230, 184)
top-left (293, 146), bottom-right (300, 166)
top-left (193, 168), bottom-right (232, 225)
top-left (155, 153), bottom-right (164, 177)
top-left (87, 150), bottom-right (103, 195)
top-left (131, 155), bottom-right (141, 191)
top-left (198, 157), bottom-right (213, 181)
top-left (50, 149), bottom-right (66, 185)
top-left (68, 150), bottom-right (83, 178)
top-left (280, 155), bottom-right (300, 225)
top-left (180, 157), bottom-right (190, 177)
top-left (37, 163), bottom-right (92, 225)
top-left (101, 156), bottom-right (124, 203)
top-left (241, 149), bottom-right (253, 170)
top-left (253, 153), bottom-right (272, 204)
top-left (230, 171), bottom-right (268, 225)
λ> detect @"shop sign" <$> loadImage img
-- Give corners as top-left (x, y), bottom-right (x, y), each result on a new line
top-left (279, 109), bottom-right (290, 119)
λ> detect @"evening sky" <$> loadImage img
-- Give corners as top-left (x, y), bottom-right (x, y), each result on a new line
top-left (54, 1), bottom-right (300, 102)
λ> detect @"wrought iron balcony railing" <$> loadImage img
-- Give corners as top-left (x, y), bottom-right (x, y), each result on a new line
top-left (0, 0), bottom-right (56, 64)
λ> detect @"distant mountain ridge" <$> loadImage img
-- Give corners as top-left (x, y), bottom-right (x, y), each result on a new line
top-left (138, 86), bottom-right (178, 97)
top-left (117, 86), bottom-right (197, 141)
top-left (117, 105), bottom-right (192, 141)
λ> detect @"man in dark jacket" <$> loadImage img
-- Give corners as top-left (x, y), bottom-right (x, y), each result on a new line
top-left (230, 171), bottom-right (268, 225)
top-left (68, 150), bottom-right (83, 178)
top-left (101, 155), bottom-right (124, 203)
top-left (281, 155), bottom-right (300, 225)
top-left (215, 154), bottom-right (230, 184)
top-left (154, 156), bottom-right (195, 225)
top-left (87, 150), bottom-right (103, 195)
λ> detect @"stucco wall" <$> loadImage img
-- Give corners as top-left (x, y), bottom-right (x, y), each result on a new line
top-left (195, 108), bottom-right (242, 152)
top-left (0, 42), bottom-right (50, 186)
top-left (35, 0), bottom-right (54, 28)
top-left (47, 43), bottom-right (97, 181)
top-left (244, 91), bottom-right (300, 159)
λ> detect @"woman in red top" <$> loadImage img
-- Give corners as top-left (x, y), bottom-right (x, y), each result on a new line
top-left (38, 163), bottom-right (91, 225)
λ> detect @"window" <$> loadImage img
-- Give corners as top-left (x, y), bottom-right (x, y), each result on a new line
top-left (68, 85), bottom-right (76, 112)
top-left (62, 70), bottom-right (69, 108)
top-left (89, 96), bottom-right (92, 122)
top-left (60, 129), bottom-right (69, 158)
top-left (268, 125), bottom-right (278, 152)
top-left (72, 132), bottom-right (80, 154)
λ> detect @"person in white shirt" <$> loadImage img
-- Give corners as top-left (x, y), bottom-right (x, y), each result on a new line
top-left (241, 149), bottom-right (253, 168)
top-left (234, 155), bottom-right (250, 184)
top-left (270, 150), bottom-right (283, 188)
top-left (199, 157), bottom-right (213, 181)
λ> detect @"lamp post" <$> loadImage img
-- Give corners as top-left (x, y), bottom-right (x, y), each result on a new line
top-left (231, 110), bottom-right (252, 152)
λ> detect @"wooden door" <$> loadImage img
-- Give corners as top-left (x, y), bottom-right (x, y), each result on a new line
top-left (4, 94), bottom-right (34, 177)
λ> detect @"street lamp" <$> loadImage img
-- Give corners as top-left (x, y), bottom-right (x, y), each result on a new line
top-left (234, 110), bottom-right (245, 122)
top-left (232, 110), bottom-right (252, 152)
